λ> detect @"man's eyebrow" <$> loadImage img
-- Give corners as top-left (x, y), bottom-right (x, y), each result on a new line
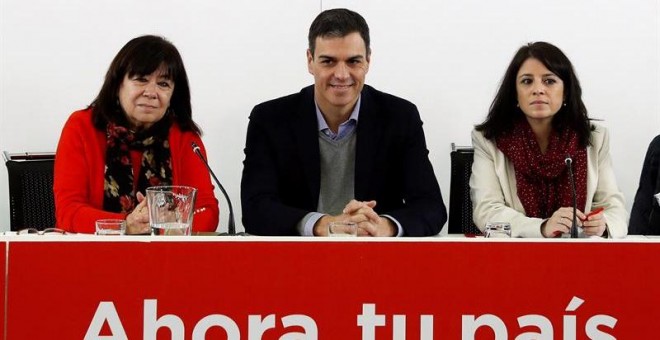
top-left (317, 54), bottom-right (365, 60)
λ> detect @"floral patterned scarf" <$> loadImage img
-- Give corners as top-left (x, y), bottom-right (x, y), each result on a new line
top-left (103, 121), bottom-right (173, 214)
top-left (496, 119), bottom-right (587, 218)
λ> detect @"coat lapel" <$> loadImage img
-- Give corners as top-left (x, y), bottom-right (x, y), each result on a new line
top-left (291, 86), bottom-right (321, 202)
top-left (354, 86), bottom-right (381, 199)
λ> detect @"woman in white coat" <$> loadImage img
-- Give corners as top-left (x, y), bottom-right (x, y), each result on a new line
top-left (470, 42), bottom-right (627, 238)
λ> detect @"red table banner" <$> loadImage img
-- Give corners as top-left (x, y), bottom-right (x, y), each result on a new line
top-left (4, 237), bottom-right (659, 339)
top-left (0, 241), bottom-right (4, 339)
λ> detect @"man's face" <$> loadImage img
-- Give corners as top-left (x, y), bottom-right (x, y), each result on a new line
top-left (307, 32), bottom-right (370, 115)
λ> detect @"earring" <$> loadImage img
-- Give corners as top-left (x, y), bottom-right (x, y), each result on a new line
top-left (563, 102), bottom-right (567, 107)
top-left (516, 103), bottom-right (520, 107)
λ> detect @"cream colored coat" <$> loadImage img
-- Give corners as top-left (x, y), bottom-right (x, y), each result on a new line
top-left (470, 124), bottom-right (628, 238)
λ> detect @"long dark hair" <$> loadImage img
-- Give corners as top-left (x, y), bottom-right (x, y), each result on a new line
top-left (90, 35), bottom-right (200, 134)
top-left (475, 41), bottom-right (592, 147)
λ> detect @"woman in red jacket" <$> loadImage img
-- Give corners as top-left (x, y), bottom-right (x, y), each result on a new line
top-left (54, 35), bottom-right (219, 234)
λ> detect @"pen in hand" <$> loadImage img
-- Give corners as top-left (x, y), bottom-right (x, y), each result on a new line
top-left (552, 207), bottom-right (606, 237)
top-left (581, 207), bottom-right (605, 221)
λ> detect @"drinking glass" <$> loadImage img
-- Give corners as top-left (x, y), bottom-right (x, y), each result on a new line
top-left (484, 222), bottom-right (512, 238)
top-left (146, 185), bottom-right (197, 236)
top-left (96, 219), bottom-right (126, 235)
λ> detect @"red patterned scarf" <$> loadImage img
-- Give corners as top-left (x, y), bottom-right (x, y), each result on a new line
top-left (496, 120), bottom-right (587, 218)
top-left (103, 121), bottom-right (173, 214)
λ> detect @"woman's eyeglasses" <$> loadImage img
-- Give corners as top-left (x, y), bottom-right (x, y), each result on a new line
top-left (17, 228), bottom-right (69, 235)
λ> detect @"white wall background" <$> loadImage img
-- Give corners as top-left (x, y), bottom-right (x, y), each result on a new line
top-left (1, 0), bottom-right (658, 233)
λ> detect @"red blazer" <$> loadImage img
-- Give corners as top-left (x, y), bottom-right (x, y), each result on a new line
top-left (54, 108), bottom-right (219, 233)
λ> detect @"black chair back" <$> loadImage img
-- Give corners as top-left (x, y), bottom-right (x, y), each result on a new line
top-left (448, 145), bottom-right (481, 235)
top-left (3, 152), bottom-right (56, 231)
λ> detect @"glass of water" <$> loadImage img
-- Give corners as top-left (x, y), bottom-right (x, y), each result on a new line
top-left (96, 219), bottom-right (126, 235)
top-left (484, 222), bottom-right (511, 238)
top-left (146, 185), bottom-right (197, 236)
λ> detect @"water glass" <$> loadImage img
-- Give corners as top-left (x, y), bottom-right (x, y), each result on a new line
top-left (96, 219), bottom-right (126, 235)
top-left (655, 192), bottom-right (660, 206)
top-left (484, 222), bottom-right (512, 238)
top-left (146, 185), bottom-right (197, 236)
top-left (328, 221), bottom-right (358, 237)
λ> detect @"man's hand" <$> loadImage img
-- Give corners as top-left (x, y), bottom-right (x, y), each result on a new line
top-left (313, 200), bottom-right (396, 237)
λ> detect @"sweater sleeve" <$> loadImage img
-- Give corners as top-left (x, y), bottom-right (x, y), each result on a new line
top-left (54, 110), bottom-right (125, 233)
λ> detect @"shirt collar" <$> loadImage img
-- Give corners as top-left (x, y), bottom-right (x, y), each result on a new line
top-left (315, 96), bottom-right (361, 132)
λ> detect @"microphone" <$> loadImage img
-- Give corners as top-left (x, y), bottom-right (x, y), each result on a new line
top-left (565, 155), bottom-right (578, 238)
top-left (191, 142), bottom-right (241, 236)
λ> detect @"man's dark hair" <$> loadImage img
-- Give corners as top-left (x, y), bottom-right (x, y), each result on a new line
top-left (308, 8), bottom-right (370, 57)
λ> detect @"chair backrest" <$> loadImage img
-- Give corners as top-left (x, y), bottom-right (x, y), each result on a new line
top-left (3, 151), bottom-right (56, 231)
top-left (448, 144), bottom-right (481, 235)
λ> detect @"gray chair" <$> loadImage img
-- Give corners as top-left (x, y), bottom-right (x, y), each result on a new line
top-left (448, 144), bottom-right (481, 235)
top-left (3, 151), bottom-right (56, 231)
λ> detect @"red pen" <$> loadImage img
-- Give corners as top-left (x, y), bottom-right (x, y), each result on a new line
top-left (552, 208), bottom-right (605, 236)
top-left (581, 207), bottom-right (605, 221)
